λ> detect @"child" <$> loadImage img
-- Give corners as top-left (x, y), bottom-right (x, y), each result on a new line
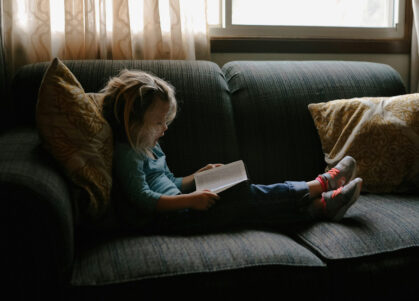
top-left (101, 69), bottom-right (363, 234)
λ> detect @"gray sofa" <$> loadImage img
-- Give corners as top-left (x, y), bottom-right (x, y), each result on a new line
top-left (2, 59), bottom-right (418, 300)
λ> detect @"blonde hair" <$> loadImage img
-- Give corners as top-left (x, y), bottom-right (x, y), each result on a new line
top-left (101, 69), bottom-right (177, 154)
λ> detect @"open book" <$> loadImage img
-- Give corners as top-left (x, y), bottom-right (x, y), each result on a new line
top-left (194, 160), bottom-right (248, 193)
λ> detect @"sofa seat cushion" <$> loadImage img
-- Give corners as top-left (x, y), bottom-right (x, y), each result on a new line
top-left (297, 193), bottom-right (419, 260)
top-left (71, 230), bottom-right (325, 286)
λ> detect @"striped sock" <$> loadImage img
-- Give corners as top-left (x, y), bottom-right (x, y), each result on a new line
top-left (316, 175), bottom-right (328, 192)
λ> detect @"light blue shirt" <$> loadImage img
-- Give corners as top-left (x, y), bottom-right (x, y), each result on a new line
top-left (113, 142), bottom-right (183, 218)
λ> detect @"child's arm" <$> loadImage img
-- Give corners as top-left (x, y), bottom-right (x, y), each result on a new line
top-left (181, 164), bottom-right (224, 192)
top-left (156, 190), bottom-right (220, 211)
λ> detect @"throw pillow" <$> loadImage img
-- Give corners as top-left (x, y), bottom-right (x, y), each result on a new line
top-left (36, 58), bottom-right (113, 219)
top-left (308, 94), bottom-right (419, 193)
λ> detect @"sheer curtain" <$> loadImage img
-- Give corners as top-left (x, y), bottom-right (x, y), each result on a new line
top-left (412, 0), bottom-right (419, 92)
top-left (0, 0), bottom-right (11, 130)
top-left (2, 0), bottom-right (210, 75)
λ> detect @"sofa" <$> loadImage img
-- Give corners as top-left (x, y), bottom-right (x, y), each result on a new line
top-left (2, 59), bottom-right (418, 301)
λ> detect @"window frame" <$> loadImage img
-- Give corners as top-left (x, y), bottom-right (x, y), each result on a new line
top-left (210, 0), bottom-right (413, 54)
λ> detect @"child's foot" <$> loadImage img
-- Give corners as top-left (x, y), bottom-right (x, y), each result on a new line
top-left (320, 177), bottom-right (363, 222)
top-left (316, 156), bottom-right (357, 192)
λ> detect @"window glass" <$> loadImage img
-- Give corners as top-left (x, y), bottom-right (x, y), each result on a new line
top-left (231, 0), bottom-right (398, 28)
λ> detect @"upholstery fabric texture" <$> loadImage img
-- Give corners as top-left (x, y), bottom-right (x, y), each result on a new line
top-left (0, 127), bottom-right (75, 272)
top-left (296, 193), bottom-right (419, 260)
top-left (308, 94), bottom-right (419, 193)
top-left (14, 59), bottom-right (240, 177)
top-left (6, 59), bottom-right (417, 299)
top-left (222, 61), bottom-right (406, 184)
top-left (36, 58), bottom-right (113, 219)
top-left (71, 230), bottom-right (325, 286)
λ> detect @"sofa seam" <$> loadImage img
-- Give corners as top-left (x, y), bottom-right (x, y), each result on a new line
top-left (296, 234), bottom-right (419, 261)
top-left (70, 261), bottom-right (327, 287)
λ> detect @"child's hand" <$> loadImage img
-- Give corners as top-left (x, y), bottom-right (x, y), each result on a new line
top-left (187, 190), bottom-right (220, 210)
top-left (181, 164), bottom-right (224, 193)
top-left (196, 163), bottom-right (224, 173)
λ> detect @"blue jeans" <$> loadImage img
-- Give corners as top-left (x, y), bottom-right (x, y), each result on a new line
top-left (141, 181), bottom-right (313, 235)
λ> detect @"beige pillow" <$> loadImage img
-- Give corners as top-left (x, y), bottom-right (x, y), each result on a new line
top-left (36, 58), bottom-right (113, 219)
top-left (308, 94), bottom-right (419, 193)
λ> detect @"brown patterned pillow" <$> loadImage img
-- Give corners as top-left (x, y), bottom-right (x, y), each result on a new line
top-left (308, 94), bottom-right (419, 193)
top-left (36, 58), bottom-right (113, 219)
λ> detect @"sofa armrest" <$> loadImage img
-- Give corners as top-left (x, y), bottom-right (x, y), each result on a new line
top-left (1, 127), bottom-right (75, 286)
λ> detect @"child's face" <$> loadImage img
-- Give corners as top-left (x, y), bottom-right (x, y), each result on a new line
top-left (141, 97), bottom-right (170, 147)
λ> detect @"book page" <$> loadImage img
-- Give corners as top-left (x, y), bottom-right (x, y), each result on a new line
top-left (194, 160), bottom-right (248, 193)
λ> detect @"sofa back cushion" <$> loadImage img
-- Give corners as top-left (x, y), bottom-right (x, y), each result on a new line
top-left (12, 60), bottom-right (240, 176)
top-left (222, 61), bottom-right (406, 184)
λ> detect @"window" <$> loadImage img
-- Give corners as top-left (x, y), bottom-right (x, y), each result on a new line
top-left (231, 0), bottom-right (398, 28)
top-left (208, 0), bottom-right (412, 53)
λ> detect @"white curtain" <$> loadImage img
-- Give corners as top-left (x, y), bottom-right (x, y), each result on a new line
top-left (2, 0), bottom-right (210, 75)
top-left (411, 0), bottom-right (419, 92)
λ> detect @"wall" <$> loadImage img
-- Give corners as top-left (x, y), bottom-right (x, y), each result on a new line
top-left (211, 53), bottom-right (410, 91)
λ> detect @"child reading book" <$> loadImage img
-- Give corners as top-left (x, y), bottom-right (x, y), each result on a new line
top-left (101, 69), bottom-right (363, 234)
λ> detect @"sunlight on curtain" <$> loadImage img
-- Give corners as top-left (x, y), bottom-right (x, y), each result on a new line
top-left (3, 0), bottom-right (52, 73)
top-left (50, 0), bottom-right (64, 58)
top-left (2, 0), bottom-right (210, 75)
top-left (15, 0), bottom-right (29, 29)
